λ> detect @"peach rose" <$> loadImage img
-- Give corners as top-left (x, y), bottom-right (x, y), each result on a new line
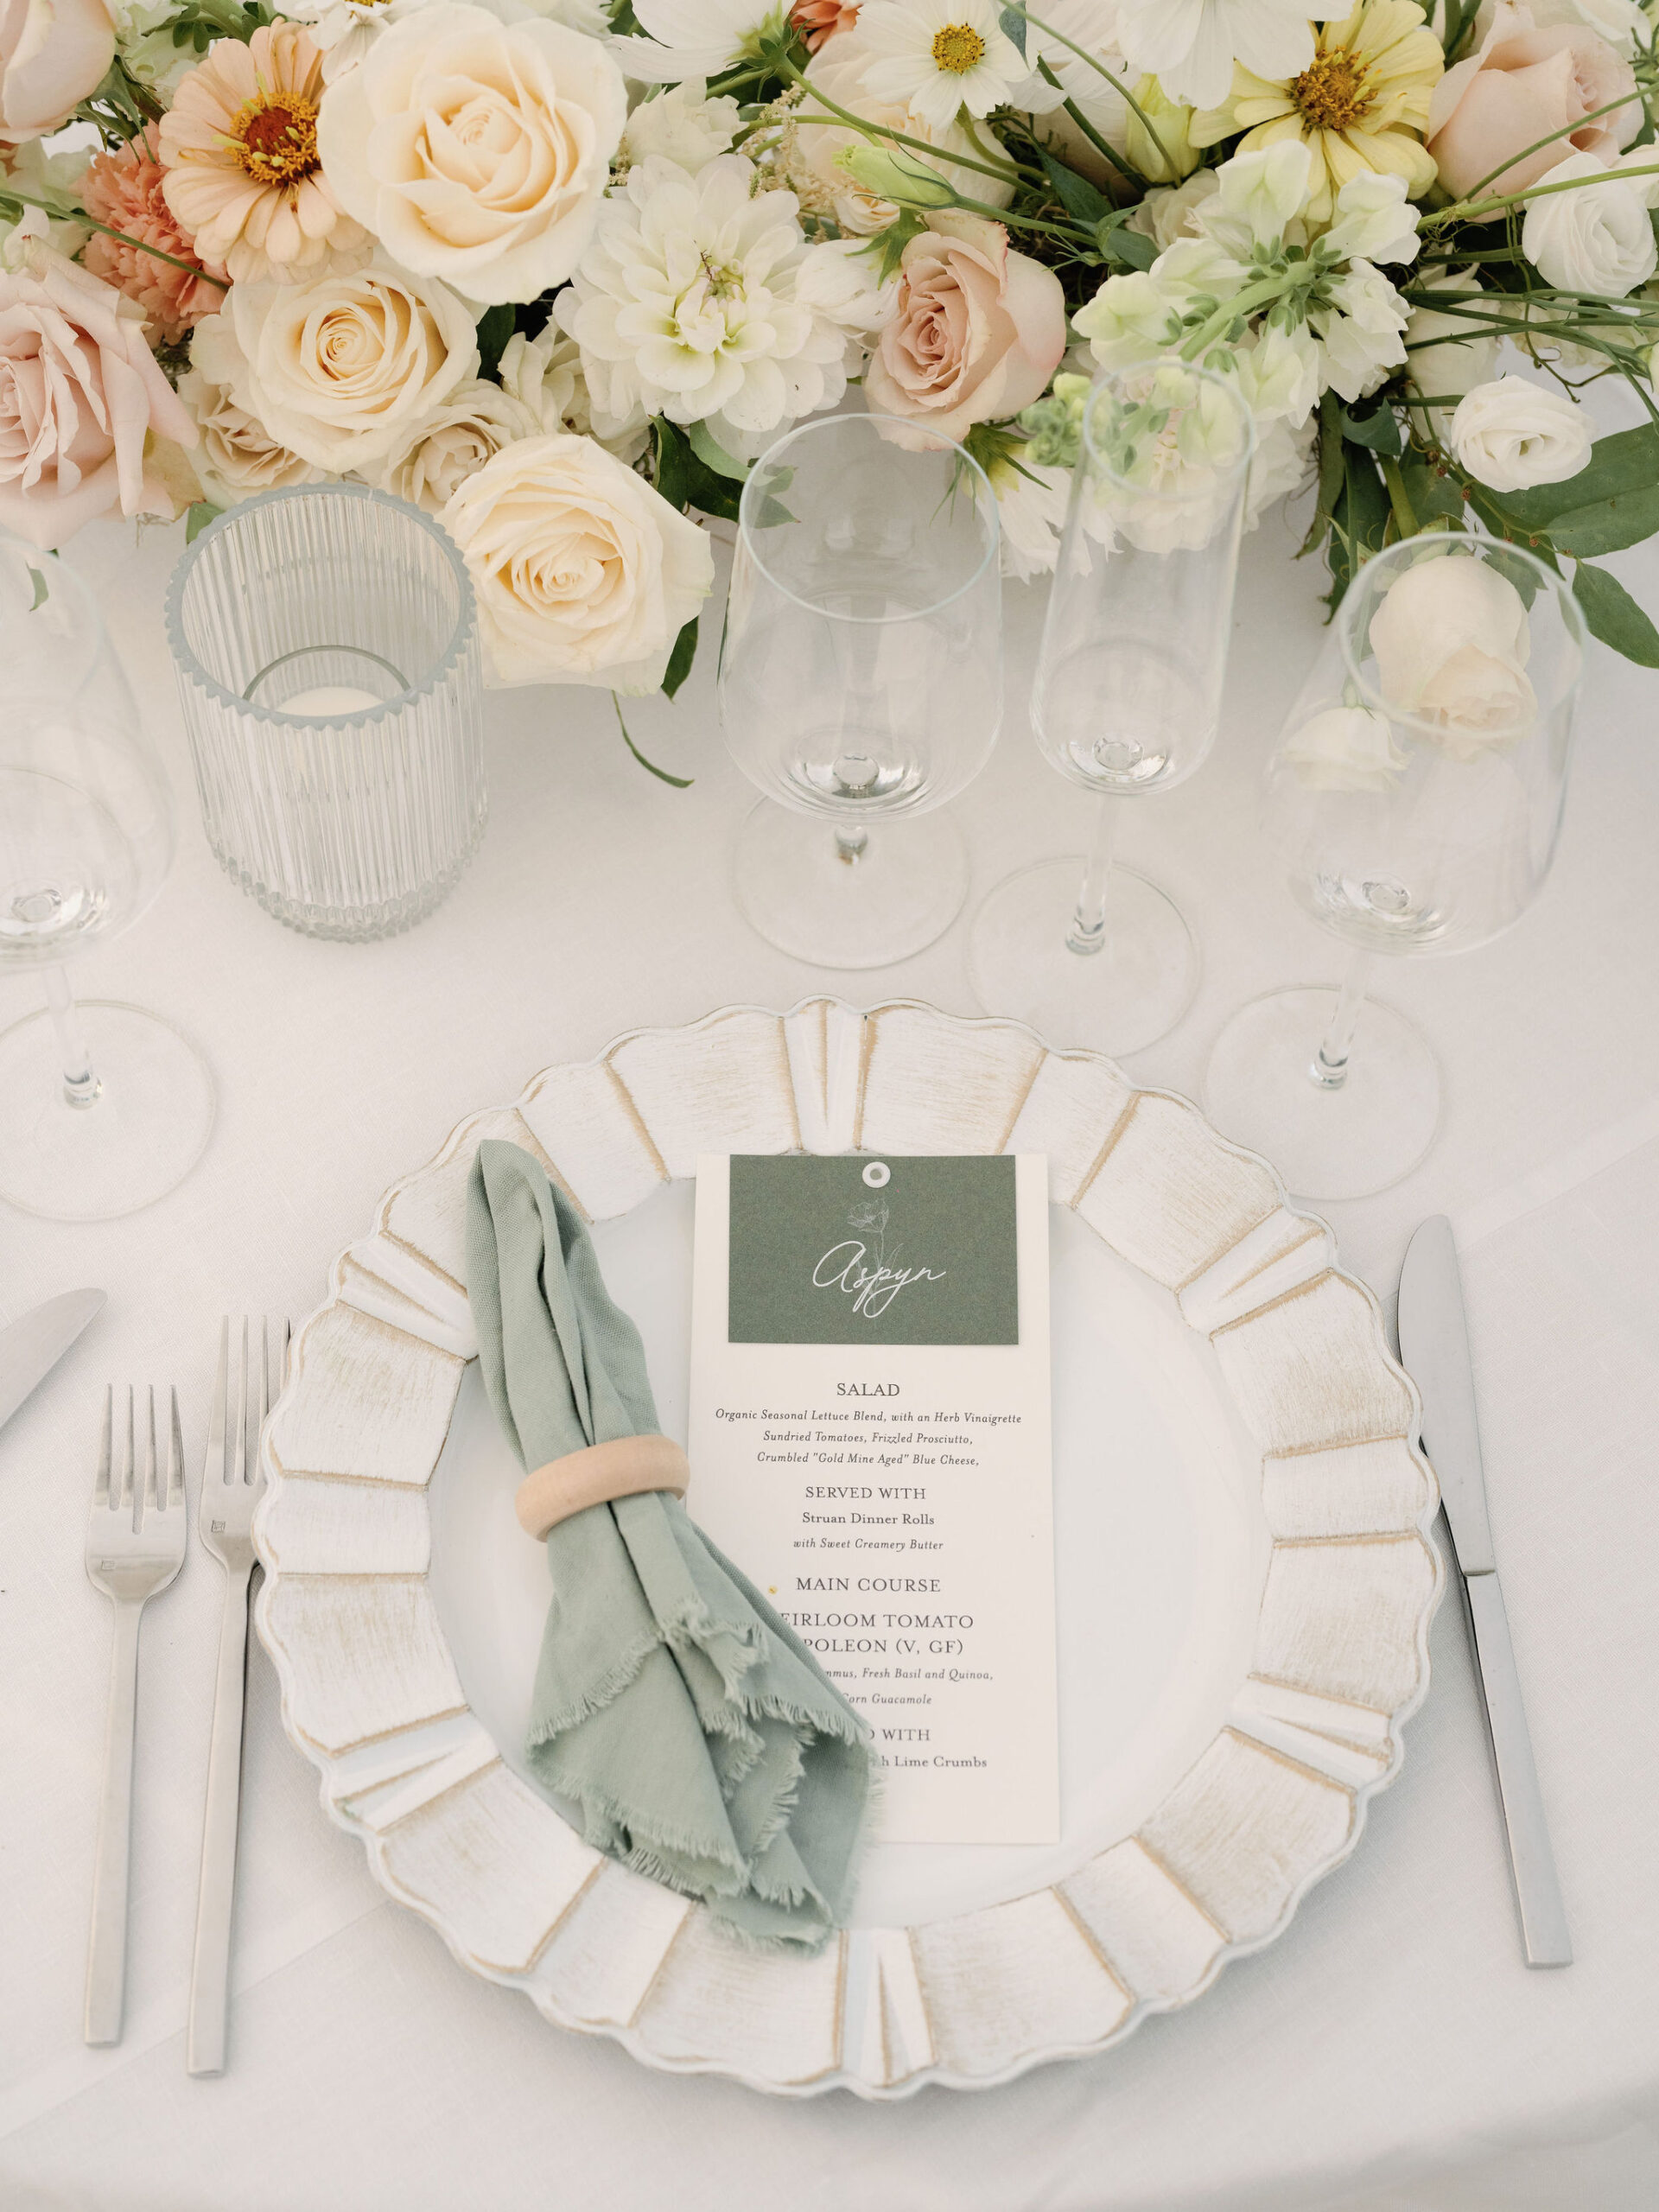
top-left (1427, 1), bottom-right (1641, 200)
top-left (0, 233), bottom-right (196, 546)
top-left (864, 212), bottom-right (1067, 449)
top-left (0, 0), bottom-right (113, 143)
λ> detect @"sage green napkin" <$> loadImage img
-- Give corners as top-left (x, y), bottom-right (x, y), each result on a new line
top-left (466, 1139), bottom-right (874, 1954)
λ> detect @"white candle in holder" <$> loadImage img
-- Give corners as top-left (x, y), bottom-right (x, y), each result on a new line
top-left (280, 685), bottom-right (385, 716)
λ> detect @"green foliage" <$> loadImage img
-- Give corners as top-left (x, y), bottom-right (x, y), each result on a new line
top-left (1573, 562), bottom-right (1659, 665)
top-left (687, 421), bottom-right (748, 481)
top-left (862, 207), bottom-right (929, 286)
top-left (474, 304), bottom-right (516, 381)
top-left (185, 501), bottom-right (222, 543)
top-left (1338, 400), bottom-right (1402, 458)
top-left (611, 693), bottom-right (695, 785)
top-left (1324, 440), bottom-right (1392, 613)
top-left (653, 417), bottom-right (743, 523)
top-left (1033, 146), bottom-right (1115, 230)
top-left (661, 614), bottom-right (700, 701)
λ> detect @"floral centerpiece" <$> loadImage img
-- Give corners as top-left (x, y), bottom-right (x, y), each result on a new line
top-left (3, 0), bottom-right (1659, 767)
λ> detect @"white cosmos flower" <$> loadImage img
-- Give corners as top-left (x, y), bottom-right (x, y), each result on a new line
top-left (857, 0), bottom-right (1045, 131)
top-left (988, 449), bottom-right (1071, 582)
top-left (556, 154), bottom-right (853, 451)
top-left (613, 0), bottom-right (790, 85)
top-left (1114, 0), bottom-right (1319, 111)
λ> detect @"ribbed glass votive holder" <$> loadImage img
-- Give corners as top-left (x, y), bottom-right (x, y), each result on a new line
top-left (165, 484), bottom-right (486, 941)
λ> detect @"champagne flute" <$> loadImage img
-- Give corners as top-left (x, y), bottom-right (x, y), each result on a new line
top-left (718, 413), bottom-right (1002, 969)
top-left (0, 541), bottom-right (214, 1220)
top-left (969, 361), bottom-right (1254, 1055)
top-left (1204, 533), bottom-right (1584, 1201)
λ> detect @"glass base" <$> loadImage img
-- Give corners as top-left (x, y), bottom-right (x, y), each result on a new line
top-left (967, 855), bottom-right (1199, 1058)
top-left (1203, 986), bottom-right (1441, 1203)
top-left (0, 1000), bottom-right (216, 1221)
top-left (731, 801), bottom-right (969, 969)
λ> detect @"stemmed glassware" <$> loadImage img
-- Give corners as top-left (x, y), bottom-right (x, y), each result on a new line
top-left (1204, 533), bottom-right (1584, 1201)
top-left (718, 413), bottom-right (1002, 970)
top-left (0, 540), bottom-right (214, 1221)
top-left (969, 361), bottom-right (1254, 1055)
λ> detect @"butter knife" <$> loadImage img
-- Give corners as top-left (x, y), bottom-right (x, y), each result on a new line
top-left (0, 1290), bottom-right (105, 1436)
top-left (1398, 1216), bottom-right (1571, 1967)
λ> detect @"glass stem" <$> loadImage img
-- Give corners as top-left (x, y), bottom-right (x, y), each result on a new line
top-left (835, 827), bottom-right (868, 868)
top-left (1310, 952), bottom-right (1370, 1092)
top-left (1066, 794), bottom-right (1116, 957)
top-left (43, 964), bottom-right (101, 1110)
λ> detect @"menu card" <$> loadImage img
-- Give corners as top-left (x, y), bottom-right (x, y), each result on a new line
top-left (687, 1153), bottom-right (1058, 1845)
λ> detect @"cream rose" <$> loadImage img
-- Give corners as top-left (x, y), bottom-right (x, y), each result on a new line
top-left (222, 254), bottom-right (479, 474)
top-left (864, 213), bottom-right (1067, 449)
top-left (437, 430), bottom-right (714, 690)
top-left (1522, 146), bottom-right (1659, 294)
top-left (1369, 556), bottom-right (1537, 753)
top-left (1427, 3), bottom-right (1641, 199)
top-left (1450, 375), bottom-right (1592, 492)
top-left (1279, 705), bottom-right (1408, 793)
top-left (0, 236), bottom-right (195, 546)
top-left (316, 3), bottom-right (626, 308)
top-left (374, 378), bottom-right (539, 511)
top-left (179, 311), bottom-right (325, 508)
top-left (0, 0), bottom-right (114, 143)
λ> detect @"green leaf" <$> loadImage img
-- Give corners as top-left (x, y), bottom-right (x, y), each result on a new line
top-left (1299, 391), bottom-right (1346, 559)
top-left (1325, 444), bottom-right (1390, 613)
top-left (26, 565), bottom-right (48, 610)
top-left (1545, 484), bottom-right (1659, 559)
top-left (474, 302), bottom-right (515, 381)
top-left (1491, 423), bottom-right (1659, 531)
top-left (1338, 401), bottom-right (1402, 458)
top-left (661, 613), bottom-right (699, 701)
top-left (861, 206), bottom-right (927, 286)
top-left (687, 420), bottom-right (749, 482)
top-left (1098, 219), bottom-right (1155, 270)
top-left (1001, 3), bottom-right (1026, 55)
top-left (185, 500), bottom-right (222, 543)
top-left (653, 417), bottom-right (741, 523)
top-left (1396, 451), bottom-right (1468, 529)
top-left (1573, 560), bottom-right (1659, 665)
top-left (612, 693), bottom-right (694, 785)
top-left (1034, 144), bottom-right (1114, 228)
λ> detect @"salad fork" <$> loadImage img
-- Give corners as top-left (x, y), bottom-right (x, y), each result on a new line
top-left (188, 1316), bottom-right (289, 2077)
top-left (84, 1384), bottom-right (186, 2046)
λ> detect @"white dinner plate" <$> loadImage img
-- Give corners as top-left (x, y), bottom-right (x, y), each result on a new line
top-left (255, 999), bottom-right (1442, 2097)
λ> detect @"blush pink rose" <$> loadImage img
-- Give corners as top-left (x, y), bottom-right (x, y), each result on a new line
top-left (1427, 2), bottom-right (1641, 200)
top-left (0, 238), bottom-right (197, 546)
top-left (0, 0), bottom-right (115, 143)
top-left (864, 212), bottom-right (1068, 450)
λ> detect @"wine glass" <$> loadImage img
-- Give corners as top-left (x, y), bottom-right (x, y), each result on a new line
top-left (718, 413), bottom-right (1002, 969)
top-left (968, 361), bottom-right (1254, 1056)
top-left (0, 541), bottom-right (214, 1221)
top-left (1204, 533), bottom-right (1584, 1201)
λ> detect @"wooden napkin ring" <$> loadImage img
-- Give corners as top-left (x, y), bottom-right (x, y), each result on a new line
top-left (514, 1436), bottom-right (690, 1540)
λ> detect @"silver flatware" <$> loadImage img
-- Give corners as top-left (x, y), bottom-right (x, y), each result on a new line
top-left (84, 1383), bottom-right (187, 2044)
top-left (188, 1316), bottom-right (289, 2077)
top-left (0, 1289), bottom-right (105, 1435)
top-left (1398, 1215), bottom-right (1572, 1968)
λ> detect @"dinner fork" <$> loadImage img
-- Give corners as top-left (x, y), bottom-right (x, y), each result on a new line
top-left (188, 1316), bottom-right (289, 2077)
top-left (84, 1384), bottom-right (187, 2046)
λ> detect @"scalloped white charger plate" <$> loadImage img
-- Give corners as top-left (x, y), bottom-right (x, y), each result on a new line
top-left (254, 999), bottom-right (1442, 2098)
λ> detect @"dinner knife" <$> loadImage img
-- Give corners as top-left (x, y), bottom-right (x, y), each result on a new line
top-left (1398, 1216), bottom-right (1572, 1967)
top-left (0, 1289), bottom-right (105, 1436)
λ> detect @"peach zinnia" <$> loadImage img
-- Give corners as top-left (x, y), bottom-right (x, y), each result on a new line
top-left (159, 22), bottom-right (365, 285)
top-left (80, 126), bottom-right (227, 344)
top-left (791, 0), bottom-right (860, 48)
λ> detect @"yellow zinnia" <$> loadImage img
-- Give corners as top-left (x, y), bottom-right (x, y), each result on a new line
top-left (1191, 0), bottom-right (1444, 228)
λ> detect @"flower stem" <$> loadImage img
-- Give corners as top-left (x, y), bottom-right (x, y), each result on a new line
top-left (2, 188), bottom-right (227, 289)
top-left (1427, 159), bottom-right (1659, 227)
top-left (1379, 454), bottom-right (1419, 538)
top-left (1460, 92), bottom-right (1641, 202)
top-left (772, 53), bottom-right (1034, 190)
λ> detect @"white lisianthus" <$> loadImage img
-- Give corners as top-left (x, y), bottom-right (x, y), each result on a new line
top-left (1128, 168), bottom-right (1221, 251)
top-left (179, 315), bottom-right (326, 510)
top-left (1403, 265), bottom-right (1499, 437)
top-left (438, 431), bottom-right (715, 690)
top-left (618, 80), bottom-right (741, 174)
top-left (1115, 0), bottom-right (1316, 111)
top-left (1522, 149), bottom-right (1659, 298)
top-left (221, 256), bottom-right (480, 474)
top-left (1311, 262), bottom-right (1411, 402)
top-left (498, 321), bottom-right (650, 460)
top-left (1279, 704), bottom-right (1409, 792)
top-left (374, 379), bottom-right (541, 512)
top-left (556, 155), bottom-right (852, 451)
top-left (316, 5), bottom-right (627, 307)
top-left (1449, 377), bottom-right (1593, 493)
top-left (613, 0), bottom-right (790, 83)
top-left (988, 449), bottom-right (1071, 581)
top-left (1369, 555), bottom-right (1538, 753)
top-left (857, 0), bottom-right (1054, 131)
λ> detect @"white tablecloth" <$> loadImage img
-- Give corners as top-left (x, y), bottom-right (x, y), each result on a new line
top-left (3, 498), bottom-right (1658, 2212)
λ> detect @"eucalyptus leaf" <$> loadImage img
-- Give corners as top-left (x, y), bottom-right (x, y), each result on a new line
top-left (1573, 560), bottom-right (1659, 666)
top-left (1338, 402), bottom-right (1402, 458)
top-left (1035, 144), bottom-right (1114, 227)
top-left (661, 613), bottom-right (699, 701)
top-left (1546, 484), bottom-right (1659, 559)
top-left (1000, 3), bottom-right (1026, 56)
top-left (1489, 424), bottom-right (1659, 531)
top-left (185, 500), bottom-right (222, 543)
top-left (687, 420), bottom-right (749, 482)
